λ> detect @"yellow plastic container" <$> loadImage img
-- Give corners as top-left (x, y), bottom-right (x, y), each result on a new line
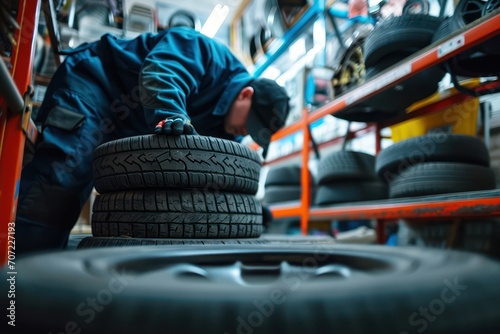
top-left (391, 79), bottom-right (480, 142)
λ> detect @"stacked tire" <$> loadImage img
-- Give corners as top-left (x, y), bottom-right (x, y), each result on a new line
top-left (262, 164), bottom-right (309, 204)
top-left (87, 135), bottom-right (264, 243)
top-left (335, 14), bottom-right (446, 122)
top-left (432, 0), bottom-right (500, 78)
top-left (377, 133), bottom-right (498, 255)
top-left (375, 133), bottom-right (495, 198)
top-left (314, 151), bottom-right (388, 205)
top-left (261, 164), bottom-right (312, 234)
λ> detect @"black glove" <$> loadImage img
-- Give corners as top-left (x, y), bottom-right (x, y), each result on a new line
top-left (155, 114), bottom-right (196, 135)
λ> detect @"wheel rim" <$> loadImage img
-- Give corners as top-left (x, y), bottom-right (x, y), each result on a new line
top-left (483, 0), bottom-right (500, 14)
top-left (402, 0), bottom-right (430, 14)
top-left (90, 247), bottom-right (417, 287)
top-left (334, 45), bottom-right (365, 94)
top-left (458, 0), bottom-right (487, 25)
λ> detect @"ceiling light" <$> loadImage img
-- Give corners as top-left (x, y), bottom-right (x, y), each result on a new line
top-left (201, 4), bottom-right (230, 38)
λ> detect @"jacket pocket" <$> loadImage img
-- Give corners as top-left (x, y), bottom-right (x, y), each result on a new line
top-left (43, 105), bottom-right (86, 131)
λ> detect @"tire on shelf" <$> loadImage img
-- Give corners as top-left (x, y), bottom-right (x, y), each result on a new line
top-left (389, 162), bottom-right (496, 198)
top-left (400, 218), bottom-right (500, 257)
top-left (375, 133), bottom-right (490, 181)
top-left (317, 151), bottom-right (378, 185)
top-left (481, 0), bottom-right (500, 54)
top-left (433, 15), bottom-right (500, 77)
top-left (91, 189), bottom-right (262, 238)
top-left (262, 185), bottom-right (303, 204)
top-left (9, 244), bottom-right (500, 333)
top-left (92, 135), bottom-right (261, 195)
top-left (364, 52), bottom-right (445, 111)
top-left (314, 181), bottom-right (388, 205)
top-left (264, 164), bottom-right (303, 186)
top-left (333, 51), bottom-right (445, 122)
top-left (363, 14), bottom-right (443, 67)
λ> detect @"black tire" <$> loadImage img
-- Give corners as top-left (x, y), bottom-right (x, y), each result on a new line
top-left (481, 0), bottom-right (500, 54)
top-left (431, 17), bottom-right (500, 77)
top-left (92, 135), bottom-right (261, 195)
top-left (263, 218), bottom-right (300, 234)
top-left (364, 52), bottom-right (445, 111)
top-left (375, 134), bottom-right (490, 182)
top-left (401, 218), bottom-right (500, 256)
top-left (333, 53), bottom-right (408, 122)
top-left (168, 10), bottom-right (200, 29)
top-left (77, 234), bottom-right (336, 249)
top-left (453, 0), bottom-right (487, 26)
top-left (74, 2), bottom-right (113, 30)
top-left (403, 0), bottom-right (430, 15)
top-left (91, 190), bottom-right (262, 238)
top-left (363, 14), bottom-right (443, 67)
top-left (314, 181), bottom-right (388, 205)
top-left (250, 27), bottom-right (266, 63)
top-left (262, 185), bottom-right (303, 204)
top-left (8, 244), bottom-right (500, 333)
top-left (317, 151), bottom-right (377, 185)
top-left (332, 102), bottom-right (403, 122)
top-left (389, 162), bottom-right (496, 198)
top-left (333, 51), bottom-right (444, 123)
top-left (264, 164), bottom-right (302, 186)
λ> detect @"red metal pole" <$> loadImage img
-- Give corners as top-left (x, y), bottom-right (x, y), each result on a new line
top-left (0, 0), bottom-right (40, 265)
top-left (300, 108), bottom-right (311, 236)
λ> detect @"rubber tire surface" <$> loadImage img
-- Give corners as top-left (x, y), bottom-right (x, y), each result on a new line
top-left (92, 135), bottom-right (261, 195)
top-left (7, 244), bottom-right (500, 334)
top-left (432, 17), bottom-right (500, 77)
top-left (364, 53), bottom-right (445, 112)
top-left (401, 218), bottom-right (500, 254)
top-left (264, 164), bottom-right (302, 186)
top-left (363, 14), bottom-right (443, 67)
top-left (375, 134), bottom-right (490, 181)
top-left (333, 51), bottom-right (444, 122)
top-left (314, 181), bottom-right (388, 205)
top-left (91, 189), bottom-right (262, 238)
top-left (389, 162), bottom-right (496, 198)
top-left (77, 235), bottom-right (336, 249)
top-left (262, 185), bottom-right (303, 204)
top-left (317, 151), bottom-right (378, 185)
top-left (332, 53), bottom-right (411, 122)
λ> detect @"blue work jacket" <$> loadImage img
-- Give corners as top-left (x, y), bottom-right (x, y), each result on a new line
top-left (46, 27), bottom-right (254, 140)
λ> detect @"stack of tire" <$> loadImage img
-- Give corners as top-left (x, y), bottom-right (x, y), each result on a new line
top-left (262, 164), bottom-right (308, 204)
top-left (81, 135), bottom-right (264, 247)
top-left (432, 0), bottom-right (500, 78)
top-left (314, 151), bottom-right (388, 205)
top-left (261, 163), bottom-right (312, 234)
top-left (376, 133), bottom-right (498, 254)
top-left (335, 14), bottom-right (446, 122)
top-left (375, 133), bottom-right (495, 198)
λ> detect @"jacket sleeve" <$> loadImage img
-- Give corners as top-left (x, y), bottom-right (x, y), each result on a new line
top-left (139, 32), bottom-right (235, 126)
top-left (139, 31), bottom-right (215, 126)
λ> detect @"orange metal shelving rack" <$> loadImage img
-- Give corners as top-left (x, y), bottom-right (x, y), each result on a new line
top-left (263, 10), bottom-right (500, 240)
top-left (0, 0), bottom-right (40, 265)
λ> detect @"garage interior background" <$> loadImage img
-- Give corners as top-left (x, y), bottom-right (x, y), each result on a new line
top-left (5, 0), bottom-right (500, 239)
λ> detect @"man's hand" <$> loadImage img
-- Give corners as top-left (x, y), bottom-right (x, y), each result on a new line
top-left (155, 115), bottom-right (196, 135)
